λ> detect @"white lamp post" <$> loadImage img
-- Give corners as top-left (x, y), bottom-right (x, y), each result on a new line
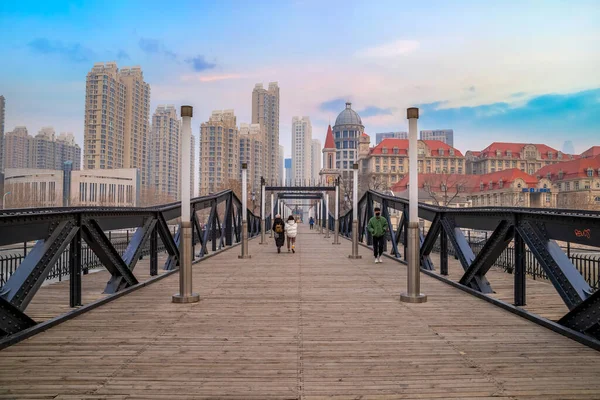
top-left (349, 164), bottom-right (361, 259)
top-left (333, 178), bottom-right (340, 244)
top-left (270, 192), bottom-right (274, 237)
top-left (324, 191), bottom-right (330, 238)
top-left (260, 177), bottom-right (267, 244)
top-left (173, 105), bottom-right (200, 304)
top-left (401, 107), bottom-right (427, 303)
top-left (2, 191), bottom-right (11, 209)
top-left (239, 163), bottom-right (251, 259)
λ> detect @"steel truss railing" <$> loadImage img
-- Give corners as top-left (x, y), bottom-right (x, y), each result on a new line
top-left (340, 190), bottom-right (600, 342)
top-left (0, 190), bottom-right (267, 338)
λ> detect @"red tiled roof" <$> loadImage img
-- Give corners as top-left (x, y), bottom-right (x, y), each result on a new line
top-left (537, 155), bottom-right (600, 180)
top-left (362, 132), bottom-right (369, 137)
top-left (323, 125), bottom-right (335, 149)
top-left (370, 139), bottom-right (463, 156)
top-left (391, 169), bottom-right (538, 193)
top-left (478, 142), bottom-right (578, 160)
top-left (580, 146), bottom-right (600, 159)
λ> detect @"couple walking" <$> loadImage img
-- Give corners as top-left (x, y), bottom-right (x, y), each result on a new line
top-left (272, 215), bottom-right (298, 254)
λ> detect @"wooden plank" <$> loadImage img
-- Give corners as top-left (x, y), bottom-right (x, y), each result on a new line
top-left (0, 225), bottom-right (599, 399)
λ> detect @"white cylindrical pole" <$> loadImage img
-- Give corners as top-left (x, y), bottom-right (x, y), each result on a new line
top-left (239, 164), bottom-right (250, 259)
top-left (270, 193), bottom-right (274, 237)
top-left (260, 179), bottom-right (266, 244)
top-left (333, 179), bottom-right (340, 244)
top-left (324, 192), bottom-right (330, 238)
top-left (349, 164), bottom-right (361, 258)
top-left (401, 107), bottom-right (427, 303)
top-left (173, 105), bottom-right (199, 304)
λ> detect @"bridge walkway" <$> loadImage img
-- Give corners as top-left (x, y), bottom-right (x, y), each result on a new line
top-left (1, 225), bottom-right (599, 399)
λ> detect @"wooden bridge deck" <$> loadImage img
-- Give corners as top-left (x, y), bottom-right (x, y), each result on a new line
top-left (1, 225), bottom-right (599, 399)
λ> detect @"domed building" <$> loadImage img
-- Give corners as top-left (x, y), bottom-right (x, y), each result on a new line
top-left (332, 102), bottom-right (365, 181)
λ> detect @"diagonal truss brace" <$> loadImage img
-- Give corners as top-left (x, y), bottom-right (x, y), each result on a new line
top-left (0, 297), bottom-right (36, 337)
top-left (559, 289), bottom-right (600, 340)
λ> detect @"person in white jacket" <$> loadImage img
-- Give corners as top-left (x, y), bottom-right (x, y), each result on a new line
top-left (284, 215), bottom-right (298, 253)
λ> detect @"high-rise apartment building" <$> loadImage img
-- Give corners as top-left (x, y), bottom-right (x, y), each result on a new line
top-left (198, 110), bottom-right (239, 195)
top-left (291, 116), bottom-right (312, 185)
top-left (239, 123), bottom-right (264, 192)
top-left (311, 139), bottom-right (321, 183)
top-left (84, 62), bottom-right (150, 185)
top-left (151, 105), bottom-right (181, 200)
top-left (252, 82), bottom-right (279, 185)
top-left (3, 126), bottom-right (80, 170)
top-left (375, 131), bottom-right (408, 144)
top-left (284, 158), bottom-right (292, 186)
top-left (0, 95), bottom-right (5, 171)
top-left (420, 129), bottom-right (454, 147)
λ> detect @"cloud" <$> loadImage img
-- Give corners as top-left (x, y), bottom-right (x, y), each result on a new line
top-left (185, 55), bottom-right (216, 72)
top-left (318, 97), bottom-right (349, 113)
top-left (139, 37), bottom-right (178, 59)
top-left (27, 38), bottom-right (94, 63)
top-left (356, 39), bottom-right (419, 58)
top-left (359, 106), bottom-right (395, 118)
top-left (116, 49), bottom-right (130, 60)
top-left (181, 73), bottom-right (243, 82)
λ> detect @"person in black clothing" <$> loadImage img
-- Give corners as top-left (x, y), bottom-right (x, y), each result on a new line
top-left (272, 214), bottom-right (286, 253)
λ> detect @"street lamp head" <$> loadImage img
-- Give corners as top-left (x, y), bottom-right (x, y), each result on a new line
top-left (407, 107), bottom-right (419, 119)
top-left (352, 163), bottom-right (359, 170)
top-left (241, 163), bottom-right (248, 170)
top-left (181, 105), bottom-right (193, 117)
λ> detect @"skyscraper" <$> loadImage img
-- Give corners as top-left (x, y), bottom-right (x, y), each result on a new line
top-left (284, 158), bottom-right (292, 186)
top-left (0, 95), bottom-right (5, 171)
top-left (4, 127), bottom-right (33, 169)
top-left (198, 110), bottom-right (239, 195)
top-left (239, 123), bottom-right (264, 192)
top-left (311, 139), bottom-right (321, 183)
top-left (291, 116), bottom-right (312, 185)
top-left (279, 145), bottom-right (284, 186)
top-left (151, 105), bottom-right (181, 200)
top-left (375, 131), bottom-right (407, 144)
top-left (252, 82), bottom-right (279, 185)
top-left (84, 62), bottom-right (151, 185)
top-left (420, 129), bottom-right (454, 146)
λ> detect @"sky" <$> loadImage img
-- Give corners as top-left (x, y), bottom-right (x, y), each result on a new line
top-left (1, 0), bottom-right (599, 162)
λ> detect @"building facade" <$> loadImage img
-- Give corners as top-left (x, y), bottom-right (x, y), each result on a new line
top-left (319, 125), bottom-right (339, 186)
top-left (284, 158), bottom-right (292, 186)
top-left (311, 139), bottom-right (321, 183)
top-left (4, 127), bottom-right (34, 169)
top-left (375, 131), bottom-right (407, 144)
top-left (198, 110), bottom-right (239, 195)
top-left (0, 95), bottom-right (5, 171)
top-left (291, 116), bottom-right (312, 185)
top-left (3, 127), bottom-right (80, 170)
top-left (151, 105), bottom-right (180, 200)
top-left (84, 62), bottom-right (150, 186)
top-left (465, 142), bottom-right (577, 175)
top-left (239, 123), bottom-right (264, 192)
top-left (332, 103), bottom-right (364, 195)
top-left (420, 129), bottom-right (454, 146)
top-left (252, 82), bottom-right (279, 185)
top-left (279, 145), bottom-right (284, 186)
top-left (357, 138), bottom-right (465, 190)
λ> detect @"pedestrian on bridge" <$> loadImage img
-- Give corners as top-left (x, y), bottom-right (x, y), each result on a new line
top-left (285, 215), bottom-right (298, 253)
top-left (309, 216), bottom-right (315, 230)
top-left (272, 214), bottom-right (286, 253)
top-left (368, 207), bottom-right (389, 264)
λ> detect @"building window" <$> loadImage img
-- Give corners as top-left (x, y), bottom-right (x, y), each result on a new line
top-left (587, 168), bottom-right (593, 177)
top-left (575, 181), bottom-right (580, 190)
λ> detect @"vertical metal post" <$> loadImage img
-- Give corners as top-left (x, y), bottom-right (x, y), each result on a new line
top-left (270, 193), bottom-right (274, 238)
top-left (401, 107), bottom-right (427, 303)
top-left (69, 221), bottom-right (82, 307)
top-left (349, 164), bottom-right (361, 259)
top-left (514, 228), bottom-right (526, 306)
top-left (260, 177), bottom-right (267, 244)
top-left (324, 192), bottom-right (330, 238)
top-left (173, 105), bottom-right (199, 304)
top-left (333, 178), bottom-right (340, 244)
top-left (150, 223), bottom-right (158, 276)
top-left (239, 163), bottom-right (251, 259)
top-left (440, 228), bottom-right (448, 276)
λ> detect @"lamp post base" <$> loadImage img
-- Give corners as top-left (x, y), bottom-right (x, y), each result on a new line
top-left (348, 255), bottom-right (362, 259)
top-left (172, 293), bottom-right (200, 303)
top-left (238, 255), bottom-right (252, 259)
top-left (400, 293), bottom-right (428, 303)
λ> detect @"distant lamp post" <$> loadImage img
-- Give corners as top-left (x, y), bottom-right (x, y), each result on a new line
top-left (2, 191), bottom-right (11, 209)
top-left (251, 192), bottom-right (256, 212)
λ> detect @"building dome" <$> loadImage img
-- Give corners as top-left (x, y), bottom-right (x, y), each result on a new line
top-left (335, 102), bottom-right (363, 127)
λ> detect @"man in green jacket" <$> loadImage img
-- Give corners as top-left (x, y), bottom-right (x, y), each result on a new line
top-left (368, 206), bottom-right (389, 263)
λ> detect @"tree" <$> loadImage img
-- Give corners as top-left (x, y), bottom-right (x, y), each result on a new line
top-left (422, 174), bottom-right (469, 206)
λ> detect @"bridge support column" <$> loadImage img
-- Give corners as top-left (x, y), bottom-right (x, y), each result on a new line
top-left (239, 163), bottom-right (251, 259)
top-left (401, 108), bottom-right (427, 304)
top-left (349, 164), bottom-right (361, 259)
top-left (173, 105), bottom-right (199, 304)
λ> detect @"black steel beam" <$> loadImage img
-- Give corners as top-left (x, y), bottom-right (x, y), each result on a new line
top-left (0, 220), bottom-right (78, 310)
top-left (157, 213), bottom-right (180, 270)
top-left (516, 220), bottom-right (592, 310)
top-left (121, 218), bottom-right (157, 269)
top-left (559, 290), bottom-right (600, 340)
top-left (514, 229), bottom-right (526, 306)
top-left (266, 186), bottom-right (335, 191)
top-left (459, 220), bottom-right (514, 289)
top-left (69, 221), bottom-right (82, 307)
top-left (150, 225), bottom-right (158, 276)
top-left (81, 219), bottom-right (139, 293)
top-left (0, 297), bottom-right (36, 337)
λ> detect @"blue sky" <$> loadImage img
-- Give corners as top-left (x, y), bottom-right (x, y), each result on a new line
top-left (1, 0), bottom-right (599, 157)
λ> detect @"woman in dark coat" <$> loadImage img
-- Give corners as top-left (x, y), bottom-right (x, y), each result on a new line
top-left (272, 214), bottom-right (286, 253)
